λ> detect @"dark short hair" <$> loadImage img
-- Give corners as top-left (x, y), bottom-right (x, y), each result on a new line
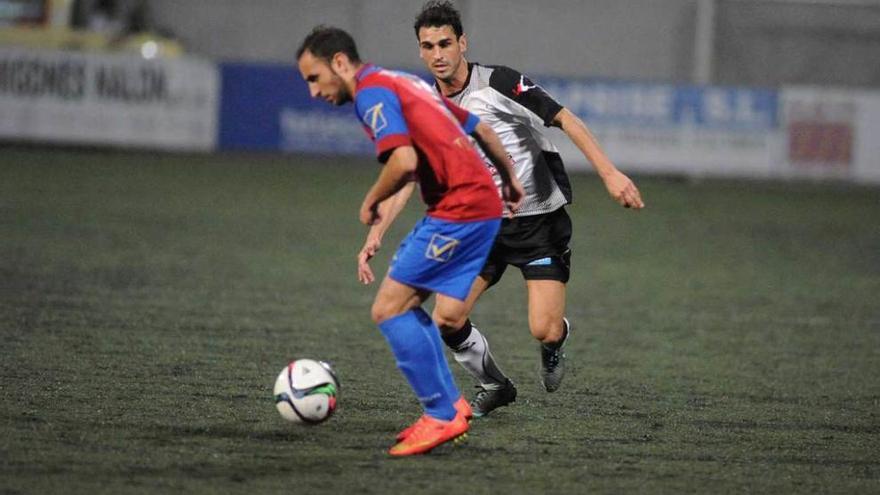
top-left (413, 1), bottom-right (463, 39)
top-left (296, 25), bottom-right (361, 64)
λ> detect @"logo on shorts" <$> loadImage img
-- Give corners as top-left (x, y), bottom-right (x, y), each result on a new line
top-left (425, 234), bottom-right (459, 262)
top-left (527, 257), bottom-right (553, 266)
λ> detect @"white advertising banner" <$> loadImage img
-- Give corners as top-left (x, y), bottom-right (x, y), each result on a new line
top-left (542, 79), bottom-right (880, 185)
top-left (0, 48), bottom-right (218, 151)
top-left (543, 79), bottom-right (785, 179)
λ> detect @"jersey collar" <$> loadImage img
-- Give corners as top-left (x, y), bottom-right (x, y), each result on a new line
top-left (436, 62), bottom-right (474, 98)
top-left (355, 63), bottom-right (381, 83)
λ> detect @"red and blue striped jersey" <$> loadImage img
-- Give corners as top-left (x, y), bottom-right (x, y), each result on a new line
top-left (354, 64), bottom-right (501, 222)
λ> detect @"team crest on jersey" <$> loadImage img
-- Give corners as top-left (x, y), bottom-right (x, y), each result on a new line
top-left (363, 102), bottom-right (387, 134)
top-left (425, 234), bottom-right (459, 262)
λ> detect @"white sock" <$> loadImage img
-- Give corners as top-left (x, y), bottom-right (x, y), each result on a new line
top-left (449, 324), bottom-right (508, 390)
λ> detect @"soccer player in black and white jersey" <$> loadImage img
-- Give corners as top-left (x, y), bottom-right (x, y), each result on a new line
top-left (358, 1), bottom-right (645, 417)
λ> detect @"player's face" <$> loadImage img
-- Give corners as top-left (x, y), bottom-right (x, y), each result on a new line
top-left (417, 25), bottom-right (466, 82)
top-left (298, 50), bottom-right (352, 106)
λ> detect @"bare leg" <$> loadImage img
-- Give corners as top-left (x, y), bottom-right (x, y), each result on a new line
top-left (526, 279), bottom-right (567, 344)
top-left (432, 275), bottom-right (490, 333)
top-left (526, 279), bottom-right (569, 392)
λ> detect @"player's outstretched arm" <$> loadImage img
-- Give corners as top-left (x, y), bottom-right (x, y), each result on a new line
top-left (552, 108), bottom-right (645, 210)
top-left (357, 181), bottom-right (415, 284)
top-left (471, 121), bottom-right (524, 214)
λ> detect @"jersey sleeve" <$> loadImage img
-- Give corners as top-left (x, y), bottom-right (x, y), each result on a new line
top-left (487, 65), bottom-right (563, 127)
top-left (441, 94), bottom-right (480, 134)
top-left (355, 86), bottom-right (411, 161)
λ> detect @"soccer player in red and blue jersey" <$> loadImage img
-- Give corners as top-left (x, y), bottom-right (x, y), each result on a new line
top-left (296, 26), bottom-right (523, 456)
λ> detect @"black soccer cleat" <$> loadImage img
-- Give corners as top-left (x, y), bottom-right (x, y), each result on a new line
top-left (470, 379), bottom-right (517, 418)
top-left (540, 317), bottom-right (570, 393)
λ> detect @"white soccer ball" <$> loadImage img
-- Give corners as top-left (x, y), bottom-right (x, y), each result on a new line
top-left (273, 359), bottom-right (340, 424)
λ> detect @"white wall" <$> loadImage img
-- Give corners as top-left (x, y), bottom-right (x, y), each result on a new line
top-left (146, 0), bottom-right (698, 81)
top-left (466, 0), bottom-right (695, 80)
top-left (144, 0), bottom-right (880, 87)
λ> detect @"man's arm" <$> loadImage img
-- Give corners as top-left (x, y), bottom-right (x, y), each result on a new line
top-left (357, 180), bottom-right (415, 284)
top-left (364, 180), bottom-right (416, 242)
top-left (470, 121), bottom-right (524, 214)
top-left (552, 108), bottom-right (645, 210)
top-left (359, 146), bottom-right (418, 225)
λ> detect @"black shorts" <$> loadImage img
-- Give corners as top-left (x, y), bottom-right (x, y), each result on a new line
top-left (481, 207), bottom-right (572, 286)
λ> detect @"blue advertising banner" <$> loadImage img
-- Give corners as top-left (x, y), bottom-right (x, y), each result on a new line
top-left (217, 62), bottom-right (781, 177)
top-left (219, 62), bottom-right (372, 154)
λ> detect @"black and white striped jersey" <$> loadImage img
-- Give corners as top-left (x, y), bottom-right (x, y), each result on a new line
top-left (440, 62), bottom-right (572, 217)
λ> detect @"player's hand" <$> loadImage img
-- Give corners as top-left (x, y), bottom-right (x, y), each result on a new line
top-left (603, 170), bottom-right (645, 210)
top-left (357, 235), bottom-right (381, 284)
top-left (502, 177), bottom-right (525, 217)
top-left (359, 200), bottom-right (381, 225)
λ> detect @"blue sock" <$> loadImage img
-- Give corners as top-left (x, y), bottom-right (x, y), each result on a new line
top-left (411, 307), bottom-right (461, 403)
top-left (378, 309), bottom-right (457, 421)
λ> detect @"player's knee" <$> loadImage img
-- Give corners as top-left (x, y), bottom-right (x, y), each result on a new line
top-left (432, 308), bottom-right (467, 335)
top-left (530, 314), bottom-right (565, 342)
top-left (371, 301), bottom-right (398, 325)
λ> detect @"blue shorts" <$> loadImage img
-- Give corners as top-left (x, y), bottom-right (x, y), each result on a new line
top-left (389, 216), bottom-right (501, 301)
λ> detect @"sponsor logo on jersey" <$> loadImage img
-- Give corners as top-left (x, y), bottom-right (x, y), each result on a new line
top-left (514, 75), bottom-right (538, 96)
top-left (425, 234), bottom-right (459, 262)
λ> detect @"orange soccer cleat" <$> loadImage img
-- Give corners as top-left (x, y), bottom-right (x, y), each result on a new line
top-left (396, 396), bottom-right (472, 442)
top-left (388, 410), bottom-right (470, 457)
